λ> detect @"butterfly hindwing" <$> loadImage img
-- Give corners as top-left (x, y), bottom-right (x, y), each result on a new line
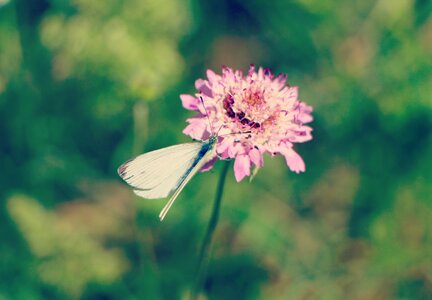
top-left (158, 141), bottom-right (217, 220)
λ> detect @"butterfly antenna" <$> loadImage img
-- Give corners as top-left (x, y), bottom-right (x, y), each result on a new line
top-left (199, 96), bottom-right (214, 135)
top-left (219, 130), bottom-right (252, 138)
top-left (216, 125), bottom-right (225, 136)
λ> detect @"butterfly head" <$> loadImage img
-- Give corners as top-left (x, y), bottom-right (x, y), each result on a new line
top-left (208, 134), bottom-right (218, 147)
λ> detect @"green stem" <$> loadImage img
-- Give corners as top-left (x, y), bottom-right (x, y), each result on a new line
top-left (192, 160), bottom-right (231, 300)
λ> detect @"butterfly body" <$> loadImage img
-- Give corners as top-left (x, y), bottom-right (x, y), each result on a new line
top-left (118, 135), bottom-right (218, 220)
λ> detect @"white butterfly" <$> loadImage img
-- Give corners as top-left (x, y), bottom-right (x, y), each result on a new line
top-left (118, 135), bottom-right (218, 221)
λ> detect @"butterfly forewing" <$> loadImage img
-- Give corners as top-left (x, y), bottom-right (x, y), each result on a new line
top-left (118, 143), bottom-right (203, 199)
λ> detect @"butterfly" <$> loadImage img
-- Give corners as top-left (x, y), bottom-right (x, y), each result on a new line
top-left (117, 134), bottom-right (218, 221)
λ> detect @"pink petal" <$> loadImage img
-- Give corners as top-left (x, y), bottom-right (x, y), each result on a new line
top-left (298, 113), bottom-right (313, 123)
top-left (194, 94), bottom-right (209, 115)
top-left (249, 148), bottom-right (263, 167)
top-left (247, 64), bottom-right (256, 78)
top-left (200, 157), bottom-right (217, 172)
top-left (216, 138), bottom-right (232, 157)
top-left (222, 66), bottom-right (234, 78)
top-left (299, 102), bottom-right (313, 114)
top-left (180, 94), bottom-right (199, 110)
top-left (281, 86), bottom-right (298, 102)
top-left (234, 154), bottom-right (251, 182)
top-left (281, 148), bottom-right (305, 173)
top-left (195, 78), bottom-right (204, 90)
top-left (195, 79), bottom-right (213, 97)
top-left (297, 102), bottom-right (313, 123)
top-left (257, 67), bottom-right (264, 80)
top-left (206, 69), bottom-right (221, 84)
top-left (276, 73), bottom-right (287, 85)
top-left (182, 117), bottom-right (208, 140)
top-left (290, 126), bottom-right (313, 143)
top-left (228, 143), bottom-right (245, 157)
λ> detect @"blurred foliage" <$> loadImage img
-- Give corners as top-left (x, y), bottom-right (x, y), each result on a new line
top-left (0, 0), bottom-right (431, 299)
top-left (7, 194), bottom-right (129, 297)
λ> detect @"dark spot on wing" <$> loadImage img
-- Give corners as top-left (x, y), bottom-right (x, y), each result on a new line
top-left (118, 158), bottom-right (134, 177)
top-left (124, 175), bottom-right (133, 181)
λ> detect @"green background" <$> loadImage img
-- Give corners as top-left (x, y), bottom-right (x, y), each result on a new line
top-left (1, 0), bottom-right (431, 299)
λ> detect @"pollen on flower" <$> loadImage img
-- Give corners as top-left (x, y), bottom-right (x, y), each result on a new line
top-left (181, 65), bottom-right (313, 182)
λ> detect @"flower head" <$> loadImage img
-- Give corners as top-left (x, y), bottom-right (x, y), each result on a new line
top-left (181, 65), bottom-right (313, 181)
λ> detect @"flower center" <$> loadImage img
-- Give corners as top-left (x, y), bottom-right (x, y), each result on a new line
top-left (222, 94), bottom-right (261, 129)
top-left (245, 90), bottom-right (264, 107)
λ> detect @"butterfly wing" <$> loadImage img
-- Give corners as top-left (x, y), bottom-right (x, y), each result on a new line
top-left (158, 140), bottom-right (217, 220)
top-left (118, 143), bottom-right (203, 199)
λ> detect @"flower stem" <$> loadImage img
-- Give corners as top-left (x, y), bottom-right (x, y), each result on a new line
top-left (192, 160), bottom-right (231, 300)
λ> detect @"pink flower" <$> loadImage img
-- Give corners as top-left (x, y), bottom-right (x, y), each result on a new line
top-left (181, 65), bottom-right (313, 182)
